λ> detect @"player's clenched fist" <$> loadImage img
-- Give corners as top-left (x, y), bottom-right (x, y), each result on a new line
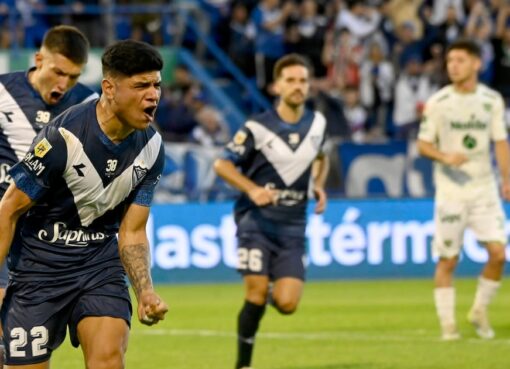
top-left (138, 290), bottom-right (168, 326)
top-left (248, 186), bottom-right (279, 206)
top-left (441, 152), bottom-right (468, 167)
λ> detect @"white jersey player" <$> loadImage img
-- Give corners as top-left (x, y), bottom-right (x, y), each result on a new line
top-left (418, 38), bottom-right (510, 340)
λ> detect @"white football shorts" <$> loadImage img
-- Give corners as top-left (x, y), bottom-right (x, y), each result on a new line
top-left (433, 195), bottom-right (507, 258)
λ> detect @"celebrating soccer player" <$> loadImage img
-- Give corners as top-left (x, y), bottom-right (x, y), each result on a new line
top-left (0, 25), bottom-right (98, 367)
top-left (0, 40), bottom-right (168, 368)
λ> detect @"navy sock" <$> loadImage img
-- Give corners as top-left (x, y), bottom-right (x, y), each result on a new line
top-left (236, 300), bottom-right (266, 369)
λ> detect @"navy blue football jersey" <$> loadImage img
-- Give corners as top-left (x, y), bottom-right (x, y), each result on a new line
top-left (224, 108), bottom-right (327, 236)
top-left (8, 100), bottom-right (164, 282)
top-left (0, 69), bottom-right (98, 197)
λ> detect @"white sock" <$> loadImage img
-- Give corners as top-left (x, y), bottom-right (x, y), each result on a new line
top-left (472, 277), bottom-right (501, 311)
top-left (434, 287), bottom-right (456, 327)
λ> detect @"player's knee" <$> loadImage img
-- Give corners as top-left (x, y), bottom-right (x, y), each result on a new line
top-left (246, 291), bottom-right (268, 305)
top-left (488, 247), bottom-right (506, 265)
top-left (273, 297), bottom-right (298, 315)
top-left (437, 257), bottom-right (458, 273)
top-left (246, 284), bottom-right (270, 305)
top-left (85, 347), bottom-right (125, 369)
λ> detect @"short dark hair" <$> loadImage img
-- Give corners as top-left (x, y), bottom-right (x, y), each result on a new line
top-left (42, 25), bottom-right (89, 65)
top-left (102, 40), bottom-right (163, 77)
top-left (447, 38), bottom-right (481, 58)
top-left (273, 53), bottom-right (311, 80)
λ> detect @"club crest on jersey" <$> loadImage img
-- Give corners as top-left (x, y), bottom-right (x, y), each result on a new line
top-left (33, 138), bottom-right (52, 158)
top-left (132, 165), bottom-right (148, 188)
top-left (310, 135), bottom-right (322, 150)
top-left (233, 130), bottom-right (247, 145)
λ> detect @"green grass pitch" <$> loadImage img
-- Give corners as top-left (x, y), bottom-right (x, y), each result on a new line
top-left (52, 278), bottom-right (510, 369)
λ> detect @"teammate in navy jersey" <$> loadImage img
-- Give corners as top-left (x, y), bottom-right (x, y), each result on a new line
top-left (0, 25), bottom-right (97, 367)
top-left (0, 40), bottom-right (167, 368)
top-left (214, 54), bottom-right (330, 369)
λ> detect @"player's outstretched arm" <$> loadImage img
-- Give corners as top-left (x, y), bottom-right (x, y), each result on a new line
top-left (0, 183), bottom-right (34, 266)
top-left (118, 203), bottom-right (168, 326)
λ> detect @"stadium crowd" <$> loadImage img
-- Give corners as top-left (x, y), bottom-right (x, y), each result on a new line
top-left (213, 0), bottom-right (510, 143)
top-left (3, 0), bottom-right (510, 145)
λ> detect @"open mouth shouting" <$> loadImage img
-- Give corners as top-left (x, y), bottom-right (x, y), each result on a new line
top-left (143, 105), bottom-right (157, 122)
top-left (49, 91), bottom-right (63, 103)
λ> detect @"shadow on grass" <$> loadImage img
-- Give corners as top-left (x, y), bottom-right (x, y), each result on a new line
top-left (280, 364), bottom-right (391, 369)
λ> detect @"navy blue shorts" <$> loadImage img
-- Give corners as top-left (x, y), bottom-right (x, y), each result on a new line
top-left (237, 232), bottom-right (306, 281)
top-left (0, 271), bottom-right (132, 365)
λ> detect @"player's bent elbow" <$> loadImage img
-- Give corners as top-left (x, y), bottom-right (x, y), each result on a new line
top-left (416, 140), bottom-right (428, 157)
top-left (212, 158), bottom-right (223, 174)
top-left (213, 158), bottom-right (232, 177)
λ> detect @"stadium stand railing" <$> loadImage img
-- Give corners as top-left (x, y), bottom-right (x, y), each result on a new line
top-left (184, 14), bottom-right (272, 116)
top-left (178, 48), bottom-right (246, 132)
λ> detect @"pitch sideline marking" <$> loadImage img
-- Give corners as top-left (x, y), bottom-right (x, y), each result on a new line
top-left (135, 328), bottom-right (510, 344)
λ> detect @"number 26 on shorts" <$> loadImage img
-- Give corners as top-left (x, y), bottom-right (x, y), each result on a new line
top-left (237, 248), bottom-right (263, 272)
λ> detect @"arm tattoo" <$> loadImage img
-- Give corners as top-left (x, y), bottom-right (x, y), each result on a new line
top-left (119, 243), bottom-right (153, 298)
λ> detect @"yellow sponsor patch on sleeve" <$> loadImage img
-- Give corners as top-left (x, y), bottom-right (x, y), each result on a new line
top-left (34, 138), bottom-right (52, 158)
top-left (233, 131), bottom-right (247, 145)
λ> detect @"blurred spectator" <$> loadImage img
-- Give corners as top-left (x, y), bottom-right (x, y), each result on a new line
top-left (423, 41), bottom-right (448, 89)
top-left (66, 0), bottom-right (105, 46)
top-left (251, 0), bottom-right (294, 94)
top-left (492, 4), bottom-right (510, 100)
top-left (392, 21), bottom-right (426, 72)
top-left (324, 0), bottom-right (344, 22)
top-left (319, 27), bottom-right (363, 94)
top-left (464, 0), bottom-right (494, 83)
top-left (155, 84), bottom-right (209, 143)
top-left (236, 0), bottom-right (259, 13)
top-left (335, 0), bottom-right (381, 43)
top-left (426, 0), bottom-right (465, 26)
top-left (227, 2), bottom-right (256, 77)
top-left (393, 55), bottom-right (435, 140)
top-left (342, 85), bottom-right (368, 142)
top-left (167, 64), bottom-right (195, 102)
top-left (377, 0), bottom-right (398, 52)
top-left (128, 0), bottom-right (165, 45)
top-left (359, 40), bottom-right (395, 136)
top-left (191, 106), bottom-right (230, 146)
top-left (0, 0), bottom-right (15, 48)
top-left (16, 0), bottom-right (49, 48)
top-left (386, 0), bottom-right (423, 39)
top-left (199, 0), bottom-right (231, 48)
top-left (432, 5), bottom-right (464, 46)
top-left (285, 0), bottom-right (328, 77)
top-left (486, 0), bottom-right (505, 22)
